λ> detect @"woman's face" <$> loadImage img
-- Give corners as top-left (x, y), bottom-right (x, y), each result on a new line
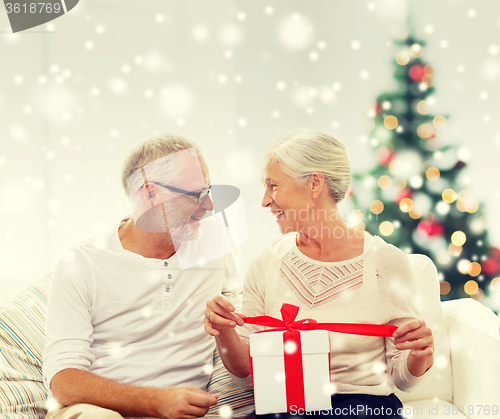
top-left (261, 160), bottom-right (311, 234)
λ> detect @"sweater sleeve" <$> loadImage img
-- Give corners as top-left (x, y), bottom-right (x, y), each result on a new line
top-left (226, 251), bottom-right (271, 388)
top-left (42, 250), bottom-right (96, 389)
top-left (237, 255), bottom-right (268, 345)
top-left (376, 241), bottom-right (428, 392)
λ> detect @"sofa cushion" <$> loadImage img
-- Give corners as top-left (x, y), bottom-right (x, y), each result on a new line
top-left (0, 274), bottom-right (51, 418)
top-left (207, 350), bottom-right (255, 418)
top-left (395, 255), bottom-right (453, 404)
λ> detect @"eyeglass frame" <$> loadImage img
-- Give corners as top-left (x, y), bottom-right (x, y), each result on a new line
top-left (148, 182), bottom-right (212, 204)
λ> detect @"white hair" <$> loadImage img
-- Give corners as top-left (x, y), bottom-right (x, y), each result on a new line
top-left (264, 128), bottom-right (350, 202)
top-left (121, 133), bottom-right (203, 199)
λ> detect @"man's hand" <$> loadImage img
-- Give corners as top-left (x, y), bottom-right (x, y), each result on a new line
top-left (50, 369), bottom-right (217, 419)
top-left (393, 319), bottom-right (434, 377)
top-left (204, 295), bottom-right (245, 337)
top-left (155, 387), bottom-right (218, 419)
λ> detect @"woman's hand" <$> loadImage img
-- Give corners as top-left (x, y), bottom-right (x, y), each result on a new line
top-left (203, 296), bottom-right (251, 378)
top-left (393, 319), bottom-right (434, 377)
top-left (204, 295), bottom-right (246, 337)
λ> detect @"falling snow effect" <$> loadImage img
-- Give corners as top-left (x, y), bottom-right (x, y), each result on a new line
top-left (0, 1), bottom-right (498, 309)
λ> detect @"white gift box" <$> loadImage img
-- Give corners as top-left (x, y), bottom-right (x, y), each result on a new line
top-left (249, 329), bottom-right (332, 415)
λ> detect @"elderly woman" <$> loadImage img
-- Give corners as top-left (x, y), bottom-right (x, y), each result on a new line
top-left (205, 128), bottom-right (433, 418)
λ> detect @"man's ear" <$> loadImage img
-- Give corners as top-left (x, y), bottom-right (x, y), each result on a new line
top-left (143, 182), bottom-right (157, 206)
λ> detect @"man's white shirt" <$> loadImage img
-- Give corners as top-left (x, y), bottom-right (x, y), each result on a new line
top-left (43, 217), bottom-right (241, 391)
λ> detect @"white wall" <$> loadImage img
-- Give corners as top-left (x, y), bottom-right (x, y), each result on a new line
top-left (1, 0), bottom-right (499, 294)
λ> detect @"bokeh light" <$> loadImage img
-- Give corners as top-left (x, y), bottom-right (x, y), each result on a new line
top-left (433, 116), bottom-right (447, 129)
top-left (416, 100), bottom-right (428, 114)
top-left (468, 262), bottom-right (482, 277)
top-left (378, 175), bottom-right (392, 189)
top-left (464, 280), bottom-right (479, 295)
top-left (409, 44), bottom-right (423, 58)
top-left (440, 281), bottom-right (451, 295)
top-left (395, 51), bottom-right (410, 65)
top-left (451, 231), bottom-right (467, 247)
top-left (449, 243), bottom-right (463, 257)
top-left (399, 198), bottom-right (413, 213)
top-left (417, 123), bottom-right (435, 139)
top-left (458, 259), bottom-right (472, 275)
top-left (370, 200), bottom-right (384, 215)
top-left (442, 189), bottom-right (457, 204)
top-left (426, 167), bottom-right (440, 181)
top-left (491, 277), bottom-right (500, 291)
top-left (409, 207), bottom-right (423, 219)
top-left (379, 221), bottom-right (394, 236)
top-left (384, 115), bottom-right (398, 130)
top-left (437, 250), bottom-right (451, 265)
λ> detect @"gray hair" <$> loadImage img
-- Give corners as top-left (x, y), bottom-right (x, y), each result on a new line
top-left (264, 128), bottom-right (350, 202)
top-left (121, 133), bottom-right (203, 198)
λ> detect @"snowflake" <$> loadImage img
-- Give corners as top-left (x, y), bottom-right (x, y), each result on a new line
top-left (159, 84), bottom-right (194, 118)
top-left (219, 405), bottom-right (232, 418)
top-left (278, 13), bottom-right (314, 50)
top-left (219, 22), bottom-right (243, 47)
top-left (360, 70), bottom-right (370, 80)
top-left (192, 24), bottom-right (210, 43)
top-left (264, 6), bottom-right (273, 15)
top-left (479, 91), bottom-right (489, 101)
top-left (108, 77), bottom-right (128, 96)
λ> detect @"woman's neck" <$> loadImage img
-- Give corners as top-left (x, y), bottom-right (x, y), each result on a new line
top-left (295, 208), bottom-right (365, 262)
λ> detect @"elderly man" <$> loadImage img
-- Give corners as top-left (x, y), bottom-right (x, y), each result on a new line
top-left (43, 134), bottom-right (241, 419)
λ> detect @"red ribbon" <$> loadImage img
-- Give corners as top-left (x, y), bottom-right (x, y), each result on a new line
top-left (245, 303), bottom-right (398, 412)
top-left (244, 303), bottom-right (398, 337)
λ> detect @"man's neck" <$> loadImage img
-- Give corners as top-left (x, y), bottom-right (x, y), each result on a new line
top-left (118, 217), bottom-right (177, 260)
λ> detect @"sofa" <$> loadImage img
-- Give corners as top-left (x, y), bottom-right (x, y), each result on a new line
top-left (0, 254), bottom-right (499, 419)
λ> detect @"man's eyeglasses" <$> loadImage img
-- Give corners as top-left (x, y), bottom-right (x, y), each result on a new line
top-left (153, 182), bottom-right (212, 204)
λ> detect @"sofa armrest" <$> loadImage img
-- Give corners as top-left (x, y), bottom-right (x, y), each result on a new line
top-left (442, 299), bottom-right (500, 419)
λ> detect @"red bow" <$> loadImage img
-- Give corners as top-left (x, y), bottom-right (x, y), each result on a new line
top-left (244, 303), bottom-right (397, 337)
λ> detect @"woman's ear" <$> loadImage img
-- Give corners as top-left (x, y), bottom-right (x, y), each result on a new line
top-left (309, 173), bottom-right (324, 200)
top-left (143, 182), bottom-right (157, 207)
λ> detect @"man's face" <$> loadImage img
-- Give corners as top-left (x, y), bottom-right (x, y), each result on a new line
top-left (156, 153), bottom-right (213, 243)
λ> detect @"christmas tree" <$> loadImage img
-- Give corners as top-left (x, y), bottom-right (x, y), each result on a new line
top-left (350, 31), bottom-right (500, 306)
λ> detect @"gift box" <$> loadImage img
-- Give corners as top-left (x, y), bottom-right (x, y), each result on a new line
top-left (244, 303), bottom-right (398, 415)
top-left (249, 329), bottom-right (331, 415)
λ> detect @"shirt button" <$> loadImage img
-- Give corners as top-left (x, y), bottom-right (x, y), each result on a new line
top-left (165, 287), bottom-right (171, 292)
top-left (164, 262), bottom-right (168, 267)
top-left (168, 274), bottom-right (172, 279)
